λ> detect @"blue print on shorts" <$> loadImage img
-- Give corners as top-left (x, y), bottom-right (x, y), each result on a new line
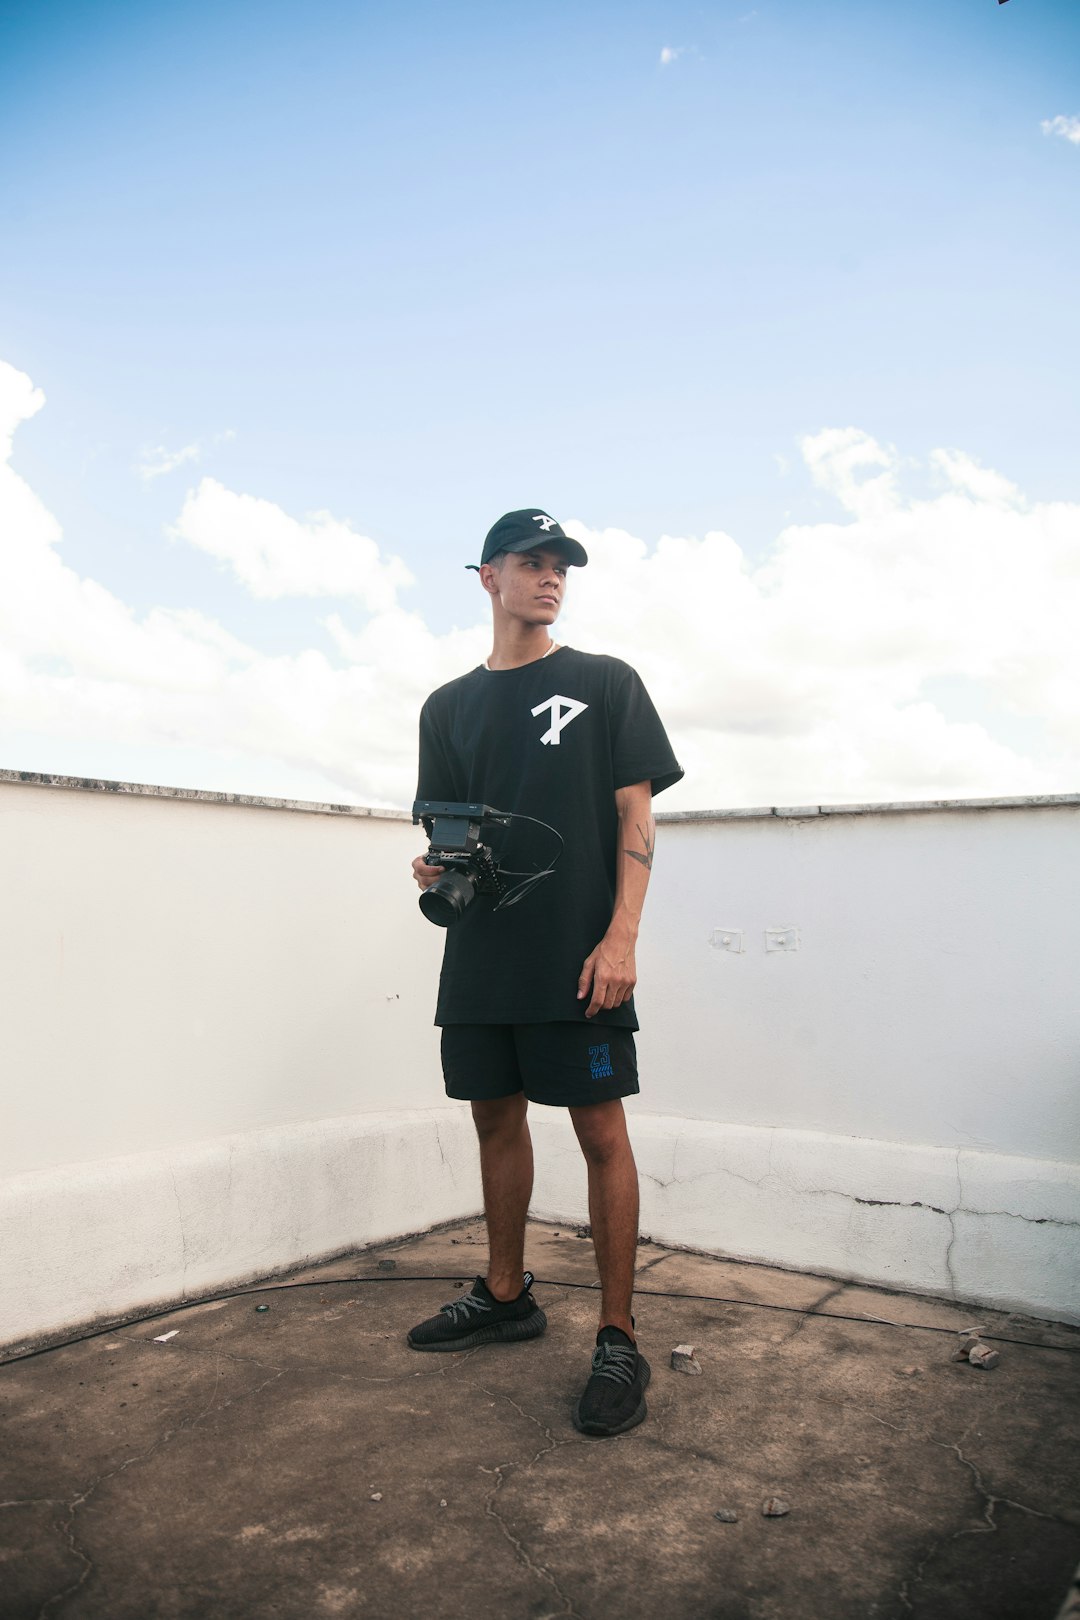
top-left (588, 1042), bottom-right (614, 1081)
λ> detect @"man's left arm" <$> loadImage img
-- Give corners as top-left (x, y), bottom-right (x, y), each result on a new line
top-left (577, 779), bottom-right (655, 1020)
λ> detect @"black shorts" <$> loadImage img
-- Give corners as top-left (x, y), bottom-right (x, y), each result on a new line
top-left (440, 1023), bottom-right (639, 1109)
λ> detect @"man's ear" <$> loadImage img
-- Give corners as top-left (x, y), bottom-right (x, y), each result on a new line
top-left (478, 562), bottom-right (501, 597)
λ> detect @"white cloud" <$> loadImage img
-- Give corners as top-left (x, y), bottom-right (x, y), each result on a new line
top-left (1041, 114), bottom-right (1080, 146)
top-left (659, 46), bottom-right (685, 66)
top-left (2, 357), bottom-right (1079, 813)
top-left (139, 442), bottom-right (201, 481)
top-left (560, 429), bottom-right (1080, 807)
top-left (930, 447), bottom-right (1021, 507)
top-left (0, 362), bottom-right (46, 460)
top-left (137, 430), bottom-right (235, 482)
top-left (172, 478), bottom-right (413, 610)
top-left (800, 426), bottom-right (898, 518)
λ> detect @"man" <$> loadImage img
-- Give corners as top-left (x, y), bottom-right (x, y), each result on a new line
top-left (407, 508), bottom-right (682, 1437)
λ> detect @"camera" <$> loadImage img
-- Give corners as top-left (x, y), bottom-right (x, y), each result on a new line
top-left (412, 801), bottom-right (512, 927)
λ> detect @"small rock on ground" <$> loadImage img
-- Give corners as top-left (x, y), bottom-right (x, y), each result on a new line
top-left (762, 1497), bottom-right (791, 1517)
top-left (969, 1344), bottom-right (1000, 1369)
top-left (714, 1509), bottom-right (738, 1523)
top-left (671, 1344), bottom-right (702, 1375)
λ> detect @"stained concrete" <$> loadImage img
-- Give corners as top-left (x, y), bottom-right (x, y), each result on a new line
top-left (2, 1220), bottom-right (1079, 1620)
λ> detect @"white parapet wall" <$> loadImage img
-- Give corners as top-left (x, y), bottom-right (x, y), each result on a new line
top-left (2, 772), bottom-right (1079, 1349)
top-left (1, 1108), bottom-right (479, 1353)
top-left (613, 793), bottom-right (1080, 1323)
top-left (0, 773), bottom-right (483, 1353)
top-left (529, 1115), bottom-right (1080, 1323)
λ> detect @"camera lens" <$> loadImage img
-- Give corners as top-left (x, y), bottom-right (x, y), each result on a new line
top-left (419, 868), bottom-right (477, 927)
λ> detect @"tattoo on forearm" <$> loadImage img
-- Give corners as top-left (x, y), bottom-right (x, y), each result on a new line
top-left (625, 820), bottom-right (655, 871)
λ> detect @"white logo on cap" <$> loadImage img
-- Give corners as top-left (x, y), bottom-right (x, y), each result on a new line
top-left (532, 514), bottom-right (557, 532)
top-left (531, 694), bottom-right (588, 745)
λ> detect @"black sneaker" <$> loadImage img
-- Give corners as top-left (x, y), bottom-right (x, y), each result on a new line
top-left (407, 1272), bottom-right (547, 1352)
top-left (573, 1325), bottom-right (650, 1436)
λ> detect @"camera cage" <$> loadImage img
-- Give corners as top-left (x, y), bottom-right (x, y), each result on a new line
top-left (411, 799), bottom-right (564, 921)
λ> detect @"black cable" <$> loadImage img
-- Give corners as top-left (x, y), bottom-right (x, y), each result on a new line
top-left (3, 1272), bottom-right (1076, 1368)
top-left (492, 809), bottom-right (564, 911)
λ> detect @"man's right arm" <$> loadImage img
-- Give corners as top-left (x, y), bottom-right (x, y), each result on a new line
top-left (413, 700), bottom-right (456, 890)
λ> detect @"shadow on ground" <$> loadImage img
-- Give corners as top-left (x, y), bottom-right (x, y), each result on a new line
top-left (3, 1220), bottom-right (1079, 1620)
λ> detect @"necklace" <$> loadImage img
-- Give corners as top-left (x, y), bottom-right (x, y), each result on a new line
top-left (484, 641), bottom-right (558, 672)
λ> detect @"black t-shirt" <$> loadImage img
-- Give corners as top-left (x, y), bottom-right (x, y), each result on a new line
top-left (415, 647), bottom-right (683, 1028)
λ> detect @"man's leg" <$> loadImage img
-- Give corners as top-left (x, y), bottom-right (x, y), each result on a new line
top-left (472, 1093), bottom-right (534, 1302)
top-left (568, 1098), bottom-right (639, 1338)
top-left (409, 1031), bottom-right (544, 1353)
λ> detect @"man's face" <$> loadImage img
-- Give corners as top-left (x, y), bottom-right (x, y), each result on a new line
top-left (480, 546), bottom-right (571, 625)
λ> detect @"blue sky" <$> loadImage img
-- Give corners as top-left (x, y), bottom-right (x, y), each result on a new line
top-left (1, 0), bottom-right (1079, 807)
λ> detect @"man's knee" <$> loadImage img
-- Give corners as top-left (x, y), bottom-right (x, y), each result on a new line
top-left (569, 1099), bottom-right (632, 1165)
top-left (471, 1093), bottom-right (528, 1143)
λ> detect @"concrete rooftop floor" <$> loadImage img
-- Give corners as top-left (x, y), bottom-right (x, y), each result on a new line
top-left (2, 1219), bottom-right (1079, 1620)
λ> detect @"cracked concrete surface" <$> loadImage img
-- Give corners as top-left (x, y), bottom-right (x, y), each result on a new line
top-left (2, 1221), bottom-right (1079, 1620)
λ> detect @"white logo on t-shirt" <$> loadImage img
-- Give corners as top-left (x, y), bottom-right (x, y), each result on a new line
top-left (531, 694), bottom-right (588, 745)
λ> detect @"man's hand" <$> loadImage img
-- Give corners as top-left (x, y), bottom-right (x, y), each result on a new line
top-left (577, 925), bottom-right (637, 1019)
top-left (412, 855), bottom-right (445, 890)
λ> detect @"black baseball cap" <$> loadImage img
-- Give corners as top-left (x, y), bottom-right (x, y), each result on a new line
top-left (466, 508), bottom-right (589, 570)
